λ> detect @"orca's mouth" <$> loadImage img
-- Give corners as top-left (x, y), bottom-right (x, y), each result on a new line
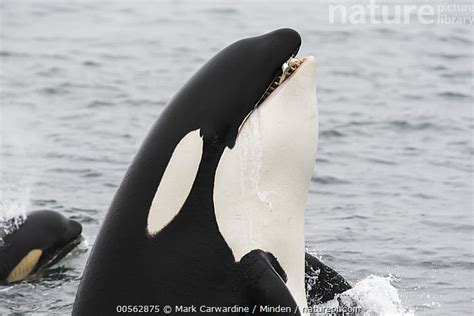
top-left (256, 54), bottom-right (304, 107)
top-left (237, 52), bottom-right (305, 133)
top-left (38, 235), bottom-right (83, 271)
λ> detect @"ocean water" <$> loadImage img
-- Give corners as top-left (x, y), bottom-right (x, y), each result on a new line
top-left (1, 1), bottom-right (472, 315)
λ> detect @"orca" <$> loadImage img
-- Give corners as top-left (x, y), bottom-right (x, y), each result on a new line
top-left (74, 28), bottom-right (344, 315)
top-left (0, 210), bottom-right (82, 283)
top-left (305, 253), bottom-right (352, 306)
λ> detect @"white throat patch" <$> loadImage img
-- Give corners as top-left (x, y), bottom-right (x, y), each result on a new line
top-left (214, 57), bottom-right (318, 309)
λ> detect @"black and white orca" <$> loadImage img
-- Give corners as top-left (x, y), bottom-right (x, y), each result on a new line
top-left (74, 28), bottom-right (349, 315)
top-left (0, 210), bottom-right (82, 283)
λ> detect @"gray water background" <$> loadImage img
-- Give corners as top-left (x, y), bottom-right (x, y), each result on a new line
top-left (1, 1), bottom-right (473, 314)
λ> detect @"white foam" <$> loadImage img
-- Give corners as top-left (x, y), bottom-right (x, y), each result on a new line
top-left (0, 182), bottom-right (30, 245)
top-left (0, 213), bottom-right (26, 246)
top-left (1, 191), bottom-right (30, 219)
top-left (319, 275), bottom-right (414, 316)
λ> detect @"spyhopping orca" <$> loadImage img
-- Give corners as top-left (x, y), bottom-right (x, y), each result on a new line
top-left (74, 28), bottom-right (350, 315)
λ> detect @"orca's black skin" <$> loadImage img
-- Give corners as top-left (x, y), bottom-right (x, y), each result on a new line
top-left (0, 210), bottom-right (82, 283)
top-left (74, 29), bottom-right (302, 315)
top-left (305, 253), bottom-right (352, 305)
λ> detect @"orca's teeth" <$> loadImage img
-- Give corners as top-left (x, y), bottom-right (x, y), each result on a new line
top-left (256, 57), bottom-right (303, 107)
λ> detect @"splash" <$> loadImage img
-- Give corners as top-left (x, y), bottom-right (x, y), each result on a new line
top-left (0, 214), bottom-right (26, 246)
top-left (1, 104), bottom-right (38, 244)
top-left (1, 186), bottom-right (30, 217)
top-left (305, 261), bottom-right (321, 303)
top-left (0, 179), bottom-right (31, 245)
top-left (316, 275), bottom-right (414, 316)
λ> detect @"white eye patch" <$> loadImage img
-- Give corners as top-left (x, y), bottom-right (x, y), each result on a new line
top-left (147, 129), bottom-right (203, 236)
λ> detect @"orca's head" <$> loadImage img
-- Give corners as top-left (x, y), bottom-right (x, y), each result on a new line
top-left (162, 28), bottom-right (302, 147)
top-left (146, 29), bottom-right (316, 238)
top-left (27, 211), bottom-right (82, 253)
top-left (11, 211), bottom-right (83, 248)
top-left (31, 211), bottom-right (83, 270)
top-left (60, 216), bottom-right (82, 246)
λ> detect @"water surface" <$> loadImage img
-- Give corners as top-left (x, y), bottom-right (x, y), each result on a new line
top-left (1, 1), bottom-right (472, 314)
